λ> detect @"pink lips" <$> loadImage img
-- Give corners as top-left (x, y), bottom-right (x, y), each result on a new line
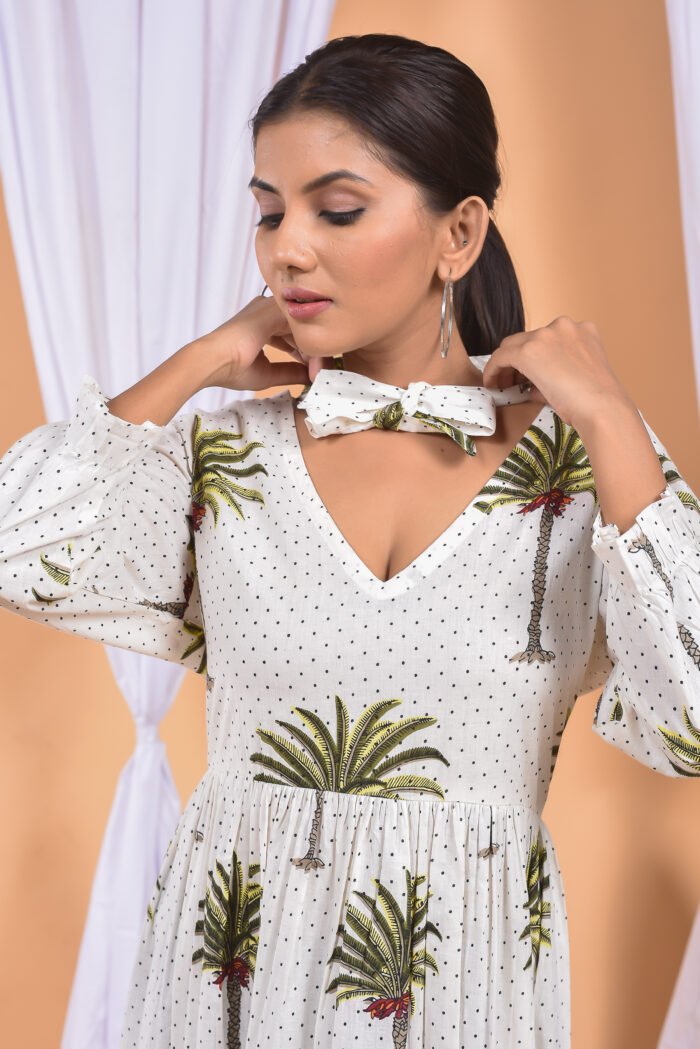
top-left (285, 298), bottom-right (333, 320)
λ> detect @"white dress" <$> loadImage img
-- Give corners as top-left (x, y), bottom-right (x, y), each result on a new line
top-left (1, 362), bottom-right (699, 1049)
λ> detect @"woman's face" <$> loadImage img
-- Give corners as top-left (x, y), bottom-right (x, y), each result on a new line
top-left (250, 110), bottom-right (489, 383)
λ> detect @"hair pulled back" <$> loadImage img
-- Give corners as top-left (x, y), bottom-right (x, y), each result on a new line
top-left (249, 33), bottom-right (524, 357)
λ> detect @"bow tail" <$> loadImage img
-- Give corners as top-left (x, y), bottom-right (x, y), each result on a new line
top-left (412, 410), bottom-right (478, 455)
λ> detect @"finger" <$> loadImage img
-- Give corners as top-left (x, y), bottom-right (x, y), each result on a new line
top-left (481, 347), bottom-right (532, 392)
top-left (308, 356), bottom-right (325, 382)
top-left (482, 362), bottom-right (518, 390)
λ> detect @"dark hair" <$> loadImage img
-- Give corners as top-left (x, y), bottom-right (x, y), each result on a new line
top-left (248, 33), bottom-right (524, 357)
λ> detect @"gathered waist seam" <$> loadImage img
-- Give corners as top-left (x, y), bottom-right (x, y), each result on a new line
top-left (204, 765), bottom-right (542, 818)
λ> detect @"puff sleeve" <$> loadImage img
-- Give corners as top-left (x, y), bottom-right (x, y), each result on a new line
top-left (0, 375), bottom-right (207, 675)
top-left (586, 411), bottom-right (700, 776)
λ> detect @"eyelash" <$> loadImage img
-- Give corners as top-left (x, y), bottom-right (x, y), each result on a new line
top-left (255, 209), bottom-right (364, 229)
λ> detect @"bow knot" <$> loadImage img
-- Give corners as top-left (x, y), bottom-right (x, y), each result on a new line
top-left (397, 380), bottom-right (431, 417)
top-left (295, 357), bottom-right (534, 456)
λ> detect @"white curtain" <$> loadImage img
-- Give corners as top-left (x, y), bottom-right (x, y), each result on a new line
top-left (0, 1), bottom-right (336, 1046)
top-left (658, 3), bottom-right (700, 1047)
top-left (665, 0), bottom-right (700, 408)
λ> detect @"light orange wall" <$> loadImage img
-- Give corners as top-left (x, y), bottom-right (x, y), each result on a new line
top-left (2, 2), bottom-right (698, 1047)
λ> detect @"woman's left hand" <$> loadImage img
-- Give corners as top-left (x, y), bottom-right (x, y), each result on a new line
top-left (480, 316), bottom-right (634, 429)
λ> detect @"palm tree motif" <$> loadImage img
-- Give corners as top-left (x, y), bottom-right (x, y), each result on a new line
top-left (656, 450), bottom-right (700, 515)
top-left (612, 525), bottom-right (700, 673)
top-left (250, 695), bottom-right (450, 872)
top-left (596, 469), bottom-right (700, 775)
top-left (189, 414), bottom-right (268, 531)
top-left (593, 684), bottom-right (624, 725)
top-left (191, 848), bottom-right (263, 1049)
top-left (30, 545), bottom-right (72, 603)
top-left (550, 703), bottom-right (573, 775)
top-left (474, 415), bottom-right (597, 664)
top-left (600, 446), bottom-right (700, 673)
top-left (131, 511), bottom-right (208, 672)
top-left (594, 683), bottom-right (700, 775)
top-left (27, 483), bottom-right (209, 672)
top-left (146, 874), bottom-right (163, 924)
top-left (326, 866), bottom-right (441, 1049)
top-left (369, 402), bottom-right (478, 453)
top-left (181, 512), bottom-right (207, 672)
top-left (518, 829), bottom-right (552, 976)
top-left (658, 705), bottom-right (700, 776)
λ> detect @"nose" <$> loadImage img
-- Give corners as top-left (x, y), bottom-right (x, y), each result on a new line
top-left (268, 210), bottom-right (315, 270)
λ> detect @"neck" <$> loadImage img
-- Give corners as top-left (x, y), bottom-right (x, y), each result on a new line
top-left (332, 330), bottom-right (489, 388)
top-left (336, 356), bottom-right (488, 388)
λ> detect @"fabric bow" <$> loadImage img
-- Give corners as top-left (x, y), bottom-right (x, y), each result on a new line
top-left (294, 356), bottom-right (535, 455)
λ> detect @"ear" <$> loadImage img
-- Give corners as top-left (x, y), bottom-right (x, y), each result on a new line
top-left (437, 196), bottom-right (490, 280)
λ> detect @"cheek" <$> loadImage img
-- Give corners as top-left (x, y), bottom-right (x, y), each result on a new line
top-left (339, 224), bottom-right (422, 288)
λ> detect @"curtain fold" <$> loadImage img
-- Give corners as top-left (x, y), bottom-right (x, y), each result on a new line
top-left (657, 3), bottom-right (700, 1047)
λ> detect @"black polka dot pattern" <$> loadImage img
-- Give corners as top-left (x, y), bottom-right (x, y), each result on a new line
top-left (1, 372), bottom-right (698, 1048)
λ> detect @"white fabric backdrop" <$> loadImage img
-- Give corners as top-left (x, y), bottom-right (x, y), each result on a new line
top-left (0, 2), bottom-right (336, 1046)
top-left (658, 3), bottom-right (700, 1047)
top-left (665, 0), bottom-right (700, 415)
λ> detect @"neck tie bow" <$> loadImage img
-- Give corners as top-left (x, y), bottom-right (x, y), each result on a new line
top-left (294, 356), bottom-right (535, 456)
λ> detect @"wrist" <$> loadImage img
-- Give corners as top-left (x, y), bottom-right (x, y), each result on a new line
top-left (572, 392), bottom-right (639, 438)
top-left (180, 337), bottom-right (233, 392)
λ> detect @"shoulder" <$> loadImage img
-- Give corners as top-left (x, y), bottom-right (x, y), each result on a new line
top-left (187, 387), bottom-right (292, 444)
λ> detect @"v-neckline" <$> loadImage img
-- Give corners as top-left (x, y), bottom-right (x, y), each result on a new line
top-left (280, 388), bottom-right (553, 601)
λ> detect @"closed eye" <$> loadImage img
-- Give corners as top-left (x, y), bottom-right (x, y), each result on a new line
top-left (255, 209), bottom-right (364, 229)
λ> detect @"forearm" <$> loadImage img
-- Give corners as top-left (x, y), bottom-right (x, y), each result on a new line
top-left (575, 396), bottom-right (668, 533)
top-left (105, 339), bottom-right (228, 427)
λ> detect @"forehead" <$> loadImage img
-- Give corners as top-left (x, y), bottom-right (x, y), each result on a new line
top-left (251, 112), bottom-right (391, 192)
top-left (255, 110), bottom-right (364, 156)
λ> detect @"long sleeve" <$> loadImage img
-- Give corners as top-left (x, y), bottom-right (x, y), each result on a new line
top-left (0, 375), bottom-right (208, 675)
top-left (585, 410), bottom-right (700, 777)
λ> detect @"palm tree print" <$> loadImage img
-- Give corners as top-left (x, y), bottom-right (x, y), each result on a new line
top-left (658, 705), bottom-right (700, 776)
top-left (189, 414), bottom-right (268, 531)
top-left (191, 848), bottom-right (263, 1049)
top-left (550, 703), bottom-right (573, 775)
top-left (519, 829), bottom-right (552, 976)
top-left (250, 695), bottom-right (450, 871)
top-left (656, 449), bottom-right (700, 515)
top-left (27, 492), bottom-right (209, 671)
top-left (475, 415), bottom-right (597, 664)
top-left (30, 547), bottom-right (72, 603)
top-left (134, 513), bottom-right (208, 672)
top-left (146, 875), bottom-right (163, 924)
top-left (594, 683), bottom-right (700, 775)
top-left (594, 685), bottom-right (623, 725)
top-left (477, 414), bottom-right (697, 668)
top-left (613, 524), bottom-right (700, 673)
top-left (594, 470), bottom-right (700, 775)
top-left (369, 401), bottom-right (478, 453)
top-left (598, 445), bottom-right (700, 676)
top-left (326, 866), bottom-right (441, 1049)
top-left (28, 412), bottom-right (269, 675)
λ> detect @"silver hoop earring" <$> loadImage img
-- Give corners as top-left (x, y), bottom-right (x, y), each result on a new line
top-left (440, 276), bottom-right (454, 359)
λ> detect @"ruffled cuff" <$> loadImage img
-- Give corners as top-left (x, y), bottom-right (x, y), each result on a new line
top-left (590, 483), bottom-right (698, 601)
top-left (63, 374), bottom-right (164, 470)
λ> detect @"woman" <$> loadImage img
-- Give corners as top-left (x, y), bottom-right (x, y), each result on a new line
top-left (1, 32), bottom-right (698, 1049)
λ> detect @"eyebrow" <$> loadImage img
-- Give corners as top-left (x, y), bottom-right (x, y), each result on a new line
top-left (247, 169), bottom-right (373, 195)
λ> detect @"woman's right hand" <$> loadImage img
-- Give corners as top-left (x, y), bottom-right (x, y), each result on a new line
top-left (196, 293), bottom-right (333, 392)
